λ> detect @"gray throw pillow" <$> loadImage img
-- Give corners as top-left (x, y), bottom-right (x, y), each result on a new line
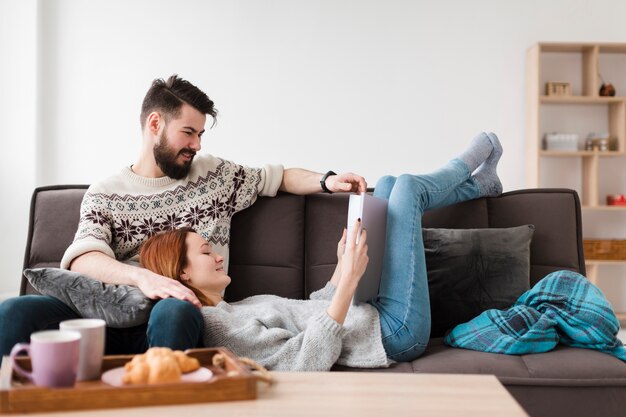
top-left (23, 268), bottom-right (154, 328)
top-left (423, 225), bottom-right (535, 338)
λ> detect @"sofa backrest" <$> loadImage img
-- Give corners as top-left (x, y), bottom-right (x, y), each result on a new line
top-left (22, 186), bottom-right (586, 300)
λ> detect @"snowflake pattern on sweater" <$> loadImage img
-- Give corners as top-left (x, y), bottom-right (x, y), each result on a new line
top-left (62, 154), bottom-right (282, 271)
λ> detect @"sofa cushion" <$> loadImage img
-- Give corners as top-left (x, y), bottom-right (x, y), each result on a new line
top-left (227, 193), bottom-right (306, 301)
top-left (424, 225), bottom-right (535, 337)
top-left (411, 337), bottom-right (626, 379)
top-left (23, 268), bottom-right (153, 328)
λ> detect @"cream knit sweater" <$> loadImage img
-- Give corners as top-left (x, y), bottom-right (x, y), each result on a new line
top-left (61, 154), bottom-right (283, 271)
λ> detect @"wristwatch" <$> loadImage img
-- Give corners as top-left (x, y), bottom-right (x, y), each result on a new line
top-left (320, 170), bottom-right (337, 194)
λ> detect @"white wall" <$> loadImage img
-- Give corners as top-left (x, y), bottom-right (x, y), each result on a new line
top-left (3, 0), bottom-right (626, 303)
top-left (0, 0), bottom-right (38, 299)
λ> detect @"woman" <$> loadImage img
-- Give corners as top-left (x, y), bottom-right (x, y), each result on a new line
top-left (139, 132), bottom-right (503, 371)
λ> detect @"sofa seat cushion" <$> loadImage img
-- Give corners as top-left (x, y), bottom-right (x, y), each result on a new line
top-left (410, 338), bottom-right (626, 381)
top-left (334, 337), bottom-right (626, 382)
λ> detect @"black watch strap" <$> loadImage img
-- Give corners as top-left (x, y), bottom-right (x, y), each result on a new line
top-left (320, 170), bottom-right (337, 194)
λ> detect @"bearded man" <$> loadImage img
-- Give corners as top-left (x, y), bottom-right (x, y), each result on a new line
top-left (0, 75), bottom-right (366, 355)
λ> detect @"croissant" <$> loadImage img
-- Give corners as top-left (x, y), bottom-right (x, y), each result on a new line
top-left (121, 347), bottom-right (200, 385)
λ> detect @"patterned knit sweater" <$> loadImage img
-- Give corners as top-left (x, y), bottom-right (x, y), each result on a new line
top-left (61, 154), bottom-right (283, 271)
top-left (203, 282), bottom-right (391, 371)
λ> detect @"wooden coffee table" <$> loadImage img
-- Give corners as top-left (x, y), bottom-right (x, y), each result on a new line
top-left (23, 371), bottom-right (529, 417)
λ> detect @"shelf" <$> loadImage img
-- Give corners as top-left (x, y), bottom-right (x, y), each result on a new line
top-left (540, 150), bottom-right (624, 157)
top-left (539, 42), bottom-right (626, 53)
top-left (582, 205), bottom-right (626, 210)
top-left (586, 259), bottom-right (626, 265)
top-left (540, 95), bottom-right (625, 104)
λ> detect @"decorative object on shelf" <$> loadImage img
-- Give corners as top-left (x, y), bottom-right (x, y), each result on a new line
top-left (607, 194), bottom-right (626, 206)
top-left (599, 83), bottom-right (616, 96)
top-left (599, 73), bottom-right (616, 96)
top-left (584, 239), bottom-right (626, 260)
top-left (585, 132), bottom-right (612, 151)
top-left (544, 133), bottom-right (579, 151)
top-left (545, 81), bottom-right (572, 96)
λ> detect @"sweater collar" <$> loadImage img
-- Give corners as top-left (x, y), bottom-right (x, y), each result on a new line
top-left (121, 166), bottom-right (178, 188)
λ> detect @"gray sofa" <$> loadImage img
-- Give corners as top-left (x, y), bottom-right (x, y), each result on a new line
top-left (21, 186), bottom-right (626, 417)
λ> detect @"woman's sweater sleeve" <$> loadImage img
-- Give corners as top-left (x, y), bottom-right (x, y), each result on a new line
top-left (308, 282), bottom-right (337, 301)
top-left (256, 311), bottom-right (346, 371)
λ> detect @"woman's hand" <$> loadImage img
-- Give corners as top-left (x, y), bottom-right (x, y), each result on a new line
top-left (339, 219), bottom-right (369, 290)
top-left (330, 228), bottom-right (347, 286)
top-left (326, 219), bottom-right (369, 325)
top-left (336, 228), bottom-right (347, 263)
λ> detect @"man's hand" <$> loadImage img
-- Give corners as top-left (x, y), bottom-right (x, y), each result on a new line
top-left (135, 270), bottom-right (202, 308)
top-left (280, 168), bottom-right (367, 195)
top-left (325, 172), bottom-right (367, 194)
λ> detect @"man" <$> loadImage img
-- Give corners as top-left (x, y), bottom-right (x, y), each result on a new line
top-left (0, 75), bottom-right (366, 355)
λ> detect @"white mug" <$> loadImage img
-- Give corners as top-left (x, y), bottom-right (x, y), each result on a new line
top-left (59, 319), bottom-right (106, 381)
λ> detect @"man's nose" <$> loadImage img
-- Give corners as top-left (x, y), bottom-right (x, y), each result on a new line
top-left (189, 135), bottom-right (201, 151)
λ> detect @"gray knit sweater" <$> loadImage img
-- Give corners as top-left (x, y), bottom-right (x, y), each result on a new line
top-left (202, 282), bottom-right (391, 371)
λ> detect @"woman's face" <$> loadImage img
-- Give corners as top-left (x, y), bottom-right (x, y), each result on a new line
top-left (181, 232), bottom-right (231, 293)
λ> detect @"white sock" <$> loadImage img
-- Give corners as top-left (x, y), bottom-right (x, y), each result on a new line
top-left (473, 132), bottom-right (503, 197)
top-left (458, 132), bottom-right (493, 172)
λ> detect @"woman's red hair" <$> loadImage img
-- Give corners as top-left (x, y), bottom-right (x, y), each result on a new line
top-left (139, 227), bottom-right (212, 306)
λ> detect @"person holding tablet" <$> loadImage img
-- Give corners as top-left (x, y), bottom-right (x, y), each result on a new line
top-left (138, 132), bottom-right (504, 370)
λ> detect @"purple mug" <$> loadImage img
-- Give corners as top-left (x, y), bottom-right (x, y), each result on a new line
top-left (10, 330), bottom-right (81, 388)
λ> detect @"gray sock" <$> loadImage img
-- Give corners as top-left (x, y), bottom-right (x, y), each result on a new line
top-left (473, 132), bottom-right (503, 197)
top-left (458, 132), bottom-right (494, 172)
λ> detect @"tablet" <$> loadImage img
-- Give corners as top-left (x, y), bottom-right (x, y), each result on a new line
top-left (346, 193), bottom-right (388, 303)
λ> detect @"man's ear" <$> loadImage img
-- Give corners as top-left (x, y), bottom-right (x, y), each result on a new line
top-left (146, 112), bottom-right (162, 136)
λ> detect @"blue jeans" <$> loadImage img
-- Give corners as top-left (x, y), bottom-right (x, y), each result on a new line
top-left (0, 295), bottom-right (203, 356)
top-left (369, 158), bottom-right (481, 362)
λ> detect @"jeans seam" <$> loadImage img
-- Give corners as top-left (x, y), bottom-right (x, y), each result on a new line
top-left (381, 323), bottom-right (410, 342)
top-left (387, 340), bottom-right (428, 359)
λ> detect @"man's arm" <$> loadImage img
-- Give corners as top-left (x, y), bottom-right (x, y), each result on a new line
top-left (70, 252), bottom-right (202, 308)
top-left (279, 168), bottom-right (367, 195)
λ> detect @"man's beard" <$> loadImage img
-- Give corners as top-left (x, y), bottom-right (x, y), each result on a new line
top-left (153, 132), bottom-right (196, 180)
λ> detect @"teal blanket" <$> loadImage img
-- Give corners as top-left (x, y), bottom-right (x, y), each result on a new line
top-left (444, 270), bottom-right (626, 361)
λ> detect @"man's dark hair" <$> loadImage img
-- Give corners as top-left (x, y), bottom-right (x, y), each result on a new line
top-left (140, 74), bottom-right (217, 129)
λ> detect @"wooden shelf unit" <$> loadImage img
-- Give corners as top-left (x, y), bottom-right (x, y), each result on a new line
top-left (526, 42), bottom-right (626, 202)
top-left (527, 42), bottom-right (626, 316)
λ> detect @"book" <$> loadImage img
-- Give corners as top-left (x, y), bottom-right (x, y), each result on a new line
top-left (346, 193), bottom-right (388, 303)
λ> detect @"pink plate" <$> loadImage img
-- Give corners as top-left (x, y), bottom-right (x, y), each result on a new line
top-left (101, 366), bottom-right (213, 387)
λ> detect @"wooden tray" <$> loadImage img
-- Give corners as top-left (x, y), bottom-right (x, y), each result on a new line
top-left (0, 348), bottom-right (257, 414)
